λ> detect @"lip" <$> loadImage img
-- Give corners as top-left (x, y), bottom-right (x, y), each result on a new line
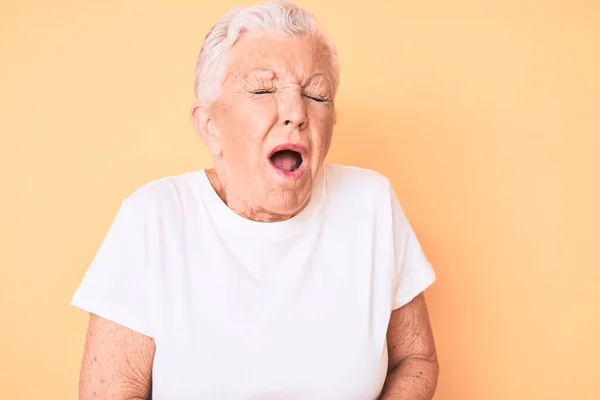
top-left (267, 143), bottom-right (308, 181)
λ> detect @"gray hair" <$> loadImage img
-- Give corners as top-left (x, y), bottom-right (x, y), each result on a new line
top-left (193, 0), bottom-right (339, 108)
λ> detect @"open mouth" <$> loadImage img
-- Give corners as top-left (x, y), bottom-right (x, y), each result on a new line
top-left (268, 144), bottom-right (307, 179)
top-left (269, 149), bottom-right (303, 172)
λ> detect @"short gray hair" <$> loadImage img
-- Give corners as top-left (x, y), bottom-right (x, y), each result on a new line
top-left (193, 0), bottom-right (339, 107)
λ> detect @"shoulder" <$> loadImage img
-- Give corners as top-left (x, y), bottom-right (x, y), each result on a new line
top-left (120, 170), bottom-right (204, 216)
top-left (323, 163), bottom-right (392, 202)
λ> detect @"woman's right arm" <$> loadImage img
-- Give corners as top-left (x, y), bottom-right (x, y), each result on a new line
top-left (79, 314), bottom-right (155, 400)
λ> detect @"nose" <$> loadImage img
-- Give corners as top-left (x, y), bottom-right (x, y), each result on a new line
top-left (280, 91), bottom-right (307, 130)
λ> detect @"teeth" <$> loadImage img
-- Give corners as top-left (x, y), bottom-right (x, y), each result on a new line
top-left (292, 156), bottom-right (303, 171)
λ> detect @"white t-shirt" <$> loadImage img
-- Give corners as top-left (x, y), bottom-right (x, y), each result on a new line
top-left (71, 164), bottom-right (436, 400)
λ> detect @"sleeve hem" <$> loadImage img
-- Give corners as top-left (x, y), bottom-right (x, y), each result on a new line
top-left (71, 290), bottom-right (154, 338)
top-left (392, 267), bottom-right (436, 310)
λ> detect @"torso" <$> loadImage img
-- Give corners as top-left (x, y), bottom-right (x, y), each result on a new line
top-left (143, 164), bottom-right (396, 399)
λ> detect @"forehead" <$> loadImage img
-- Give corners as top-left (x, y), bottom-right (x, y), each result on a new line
top-left (225, 31), bottom-right (333, 83)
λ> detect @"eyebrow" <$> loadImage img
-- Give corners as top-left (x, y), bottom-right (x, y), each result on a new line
top-left (303, 73), bottom-right (332, 87)
top-left (242, 69), bottom-right (332, 87)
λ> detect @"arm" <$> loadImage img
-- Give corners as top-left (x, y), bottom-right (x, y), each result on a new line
top-left (380, 293), bottom-right (439, 400)
top-left (78, 314), bottom-right (155, 400)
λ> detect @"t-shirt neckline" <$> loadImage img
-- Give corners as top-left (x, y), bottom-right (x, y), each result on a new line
top-left (194, 168), bottom-right (326, 241)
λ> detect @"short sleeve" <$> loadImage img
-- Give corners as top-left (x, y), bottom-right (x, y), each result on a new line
top-left (390, 186), bottom-right (436, 310)
top-left (71, 195), bottom-right (154, 337)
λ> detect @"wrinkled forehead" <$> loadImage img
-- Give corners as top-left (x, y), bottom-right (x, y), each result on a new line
top-left (224, 31), bottom-right (335, 86)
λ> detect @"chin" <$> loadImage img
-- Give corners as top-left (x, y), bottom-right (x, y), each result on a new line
top-left (263, 188), bottom-right (310, 217)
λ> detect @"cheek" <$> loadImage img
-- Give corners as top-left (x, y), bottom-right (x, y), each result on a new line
top-left (308, 107), bottom-right (335, 155)
top-left (245, 100), bottom-right (278, 141)
top-left (222, 99), bottom-right (278, 168)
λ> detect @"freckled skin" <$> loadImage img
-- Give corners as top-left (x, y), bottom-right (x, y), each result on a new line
top-left (77, 31), bottom-right (438, 400)
top-left (380, 294), bottom-right (439, 399)
top-left (79, 315), bottom-right (154, 399)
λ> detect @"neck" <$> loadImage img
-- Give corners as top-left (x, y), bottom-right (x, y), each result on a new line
top-left (205, 168), bottom-right (298, 223)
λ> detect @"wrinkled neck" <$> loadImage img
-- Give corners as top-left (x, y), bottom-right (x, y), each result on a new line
top-left (205, 167), bottom-right (299, 223)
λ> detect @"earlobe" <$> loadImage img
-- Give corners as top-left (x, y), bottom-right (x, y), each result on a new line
top-left (191, 102), bottom-right (222, 157)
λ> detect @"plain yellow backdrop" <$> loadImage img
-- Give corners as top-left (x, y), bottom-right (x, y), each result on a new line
top-left (1, 0), bottom-right (599, 398)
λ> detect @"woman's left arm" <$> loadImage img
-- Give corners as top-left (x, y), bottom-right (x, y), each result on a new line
top-left (380, 293), bottom-right (439, 400)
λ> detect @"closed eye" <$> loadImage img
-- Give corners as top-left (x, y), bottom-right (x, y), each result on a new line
top-left (251, 89), bottom-right (274, 95)
top-left (304, 94), bottom-right (329, 103)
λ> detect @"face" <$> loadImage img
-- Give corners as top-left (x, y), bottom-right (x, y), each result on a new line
top-left (194, 31), bottom-right (336, 221)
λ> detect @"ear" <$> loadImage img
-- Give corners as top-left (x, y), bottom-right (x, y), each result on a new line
top-left (191, 102), bottom-right (222, 157)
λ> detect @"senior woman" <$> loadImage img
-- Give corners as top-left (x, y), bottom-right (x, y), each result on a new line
top-left (71, 1), bottom-right (438, 399)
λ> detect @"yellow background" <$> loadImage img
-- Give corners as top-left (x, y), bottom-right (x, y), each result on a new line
top-left (1, 0), bottom-right (599, 398)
